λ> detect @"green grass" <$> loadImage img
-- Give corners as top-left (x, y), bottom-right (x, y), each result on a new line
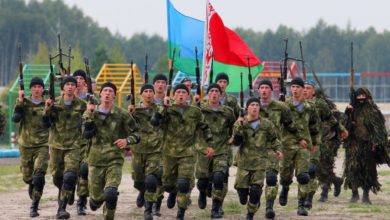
top-left (0, 164), bottom-right (24, 192)
top-left (223, 200), bottom-right (246, 214)
top-left (378, 170), bottom-right (390, 176)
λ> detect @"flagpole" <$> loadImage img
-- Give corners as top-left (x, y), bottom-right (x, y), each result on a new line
top-left (201, 0), bottom-right (210, 101)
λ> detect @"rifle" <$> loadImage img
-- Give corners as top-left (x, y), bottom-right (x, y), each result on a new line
top-left (209, 53), bottom-right (214, 85)
top-left (144, 54), bottom-right (149, 84)
top-left (279, 38), bottom-right (288, 102)
top-left (166, 48), bottom-right (176, 97)
top-left (299, 41), bottom-right (307, 80)
top-left (239, 72), bottom-right (245, 117)
top-left (67, 46), bottom-right (72, 75)
top-left (195, 47), bottom-right (201, 103)
top-left (247, 55), bottom-right (254, 97)
top-left (52, 34), bottom-right (73, 80)
top-left (127, 61), bottom-right (136, 105)
top-left (349, 42), bottom-right (356, 108)
top-left (49, 55), bottom-right (56, 100)
top-left (84, 57), bottom-right (95, 104)
top-left (17, 43), bottom-right (24, 92)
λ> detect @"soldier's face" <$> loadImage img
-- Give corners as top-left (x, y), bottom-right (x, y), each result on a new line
top-left (142, 89), bottom-right (154, 103)
top-left (75, 76), bottom-right (86, 88)
top-left (291, 85), bottom-right (303, 99)
top-left (216, 80), bottom-right (228, 93)
top-left (100, 87), bottom-right (115, 102)
top-left (258, 85), bottom-right (272, 100)
top-left (154, 80), bottom-right (167, 93)
top-left (174, 89), bottom-right (189, 105)
top-left (357, 93), bottom-right (367, 100)
top-left (208, 88), bottom-right (221, 104)
top-left (247, 102), bottom-right (260, 116)
top-left (303, 85), bottom-right (315, 99)
top-left (30, 85), bottom-right (44, 98)
top-left (63, 82), bottom-right (77, 96)
top-left (183, 81), bottom-right (192, 91)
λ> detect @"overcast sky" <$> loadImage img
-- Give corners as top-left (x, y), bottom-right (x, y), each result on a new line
top-left (63, 0), bottom-right (389, 39)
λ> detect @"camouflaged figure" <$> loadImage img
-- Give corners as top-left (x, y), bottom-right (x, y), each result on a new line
top-left (13, 90), bottom-right (49, 218)
top-left (151, 99), bottom-right (214, 220)
top-left (43, 76), bottom-right (87, 219)
top-left (232, 104), bottom-right (282, 220)
top-left (344, 87), bottom-right (390, 204)
top-left (83, 104), bottom-right (140, 220)
top-left (131, 102), bottom-right (162, 219)
top-left (0, 106), bottom-right (5, 137)
top-left (196, 102), bottom-right (235, 218)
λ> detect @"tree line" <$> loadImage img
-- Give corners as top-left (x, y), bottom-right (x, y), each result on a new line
top-left (1, 0), bottom-right (390, 87)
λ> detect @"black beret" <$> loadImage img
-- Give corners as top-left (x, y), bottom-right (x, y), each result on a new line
top-left (100, 82), bottom-right (117, 94)
top-left (258, 79), bottom-right (273, 90)
top-left (246, 97), bottom-right (260, 108)
top-left (140, 84), bottom-right (155, 94)
top-left (173, 83), bottom-right (189, 94)
top-left (61, 76), bottom-right (77, 90)
top-left (215, 72), bottom-right (229, 83)
top-left (153, 74), bottom-right (168, 84)
top-left (72, 69), bottom-right (87, 81)
top-left (207, 83), bottom-right (222, 94)
top-left (290, 77), bottom-right (305, 88)
top-left (29, 77), bottom-right (44, 89)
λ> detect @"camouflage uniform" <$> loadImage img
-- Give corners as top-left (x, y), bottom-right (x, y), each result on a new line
top-left (152, 104), bottom-right (213, 216)
top-left (43, 96), bottom-right (86, 214)
top-left (131, 103), bottom-right (162, 204)
top-left (280, 99), bottom-right (320, 212)
top-left (83, 105), bottom-right (140, 220)
top-left (13, 97), bottom-right (49, 214)
top-left (195, 104), bottom-right (235, 216)
top-left (0, 107), bottom-right (5, 136)
top-left (233, 117), bottom-right (282, 217)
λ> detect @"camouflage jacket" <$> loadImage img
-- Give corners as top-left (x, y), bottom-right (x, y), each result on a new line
top-left (157, 104), bottom-right (214, 158)
top-left (198, 104), bottom-right (235, 155)
top-left (43, 96), bottom-right (86, 150)
top-left (220, 93), bottom-right (240, 118)
top-left (14, 98), bottom-right (49, 147)
top-left (260, 100), bottom-right (302, 144)
top-left (233, 117), bottom-right (282, 170)
top-left (0, 108), bottom-right (6, 137)
top-left (131, 103), bottom-right (161, 154)
top-left (83, 105), bottom-right (140, 166)
top-left (285, 99), bottom-right (321, 149)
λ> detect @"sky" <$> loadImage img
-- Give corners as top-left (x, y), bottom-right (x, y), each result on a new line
top-left (62, 0), bottom-right (390, 39)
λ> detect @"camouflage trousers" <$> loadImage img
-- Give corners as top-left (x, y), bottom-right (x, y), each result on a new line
top-left (132, 152), bottom-right (161, 202)
top-left (196, 153), bottom-right (229, 201)
top-left (19, 145), bottom-right (49, 200)
top-left (318, 140), bottom-right (341, 188)
top-left (50, 147), bottom-right (80, 200)
top-left (77, 145), bottom-right (89, 198)
top-left (162, 155), bottom-right (194, 209)
top-left (307, 147), bottom-right (320, 195)
top-left (234, 167), bottom-right (269, 214)
top-left (280, 146), bottom-right (310, 197)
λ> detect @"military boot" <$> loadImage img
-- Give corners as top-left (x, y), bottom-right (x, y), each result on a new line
top-left (297, 197), bottom-right (308, 216)
top-left (28, 182), bottom-right (34, 200)
top-left (210, 199), bottom-right (222, 219)
top-left (89, 199), bottom-right (103, 211)
top-left (304, 192), bottom-right (314, 209)
top-left (167, 192), bottom-right (177, 209)
top-left (136, 191), bottom-right (145, 208)
top-left (362, 189), bottom-right (371, 204)
top-left (30, 199), bottom-right (40, 218)
top-left (152, 198), bottom-right (162, 216)
top-left (198, 191), bottom-right (207, 209)
top-left (265, 200), bottom-right (275, 219)
top-left (56, 198), bottom-right (70, 219)
top-left (77, 196), bottom-right (87, 215)
top-left (176, 207), bottom-right (186, 220)
top-left (246, 212), bottom-right (254, 220)
top-left (333, 176), bottom-right (343, 197)
top-left (144, 201), bottom-right (154, 220)
top-left (350, 189), bottom-right (359, 203)
top-left (279, 185), bottom-right (289, 206)
top-left (318, 185), bottom-right (328, 202)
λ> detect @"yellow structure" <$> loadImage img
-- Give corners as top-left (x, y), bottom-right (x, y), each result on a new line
top-left (95, 63), bottom-right (144, 107)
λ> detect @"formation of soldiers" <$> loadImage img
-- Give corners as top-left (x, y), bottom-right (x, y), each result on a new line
top-left (10, 68), bottom-right (390, 220)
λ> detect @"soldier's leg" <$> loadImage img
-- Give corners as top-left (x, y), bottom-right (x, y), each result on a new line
top-left (329, 141), bottom-right (343, 197)
top-left (162, 155), bottom-right (178, 209)
top-left (144, 152), bottom-right (160, 220)
top-left (77, 161), bottom-right (89, 215)
top-left (234, 168), bottom-right (250, 205)
top-left (19, 147), bottom-right (34, 200)
top-left (264, 170), bottom-right (278, 219)
top-left (30, 146), bottom-right (49, 217)
top-left (131, 152), bottom-right (146, 208)
top-left (305, 159), bottom-right (319, 209)
top-left (176, 156), bottom-right (194, 219)
top-left (103, 164), bottom-right (122, 220)
top-left (279, 148), bottom-right (296, 206)
top-left (210, 154), bottom-right (228, 218)
top-left (88, 166), bottom-right (105, 211)
top-left (296, 148), bottom-right (310, 216)
top-left (195, 151), bottom-right (211, 209)
top-left (49, 148), bottom-right (65, 205)
top-left (153, 165), bottom-right (164, 216)
top-left (246, 169), bottom-right (265, 220)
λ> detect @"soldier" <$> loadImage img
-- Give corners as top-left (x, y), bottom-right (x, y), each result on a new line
top-left (303, 80), bottom-right (348, 205)
top-left (0, 105), bottom-right (5, 137)
top-left (257, 79), bottom-right (302, 219)
top-left (195, 83), bottom-right (235, 218)
top-left (344, 87), bottom-right (390, 204)
top-left (83, 82), bottom-right (140, 220)
top-left (73, 69), bottom-right (90, 215)
top-left (181, 77), bottom-right (194, 105)
top-left (153, 74), bottom-right (168, 105)
top-left (129, 84), bottom-right (162, 220)
top-left (280, 78), bottom-right (320, 216)
top-left (12, 77), bottom-right (49, 217)
top-left (43, 76), bottom-right (86, 219)
top-left (232, 97), bottom-right (283, 220)
top-left (150, 83), bottom-right (214, 220)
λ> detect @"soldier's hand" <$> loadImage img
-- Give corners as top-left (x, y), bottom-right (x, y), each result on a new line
top-left (276, 151), bottom-right (284, 161)
top-left (18, 90), bottom-right (25, 102)
top-left (128, 104), bottom-right (135, 113)
top-left (87, 103), bottom-right (95, 113)
top-left (45, 99), bottom-right (54, 111)
top-left (227, 136), bottom-right (233, 144)
top-left (340, 130), bottom-right (349, 140)
top-left (236, 116), bottom-right (244, 126)
top-left (346, 104), bottom-right (353, 110)
top-left (163, 96), bottom-right (171, 107)
top-left (205, 147), bottom-right (214, 158)
top-left (193, 94), bottom-right (200, 104)
top-left (299, 139), bottom-right (308, 149)
top-left (114, 139), bottom-right (128, 149)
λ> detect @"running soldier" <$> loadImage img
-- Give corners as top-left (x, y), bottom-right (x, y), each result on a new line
top-left (12, 77), bottom-right (49, 217)
top-left (83, 82), bottom-right (140, 220)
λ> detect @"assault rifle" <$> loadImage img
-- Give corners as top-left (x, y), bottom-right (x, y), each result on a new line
top-left (166, 48), bottom-right (176, 97)
top-left (127, 61), bottom-right (136, 105)
top-left (195, 47), bottom-right (201, 105)
top-left (17, 43), bottom-right (24, 92)
top-left (144, 54), bottom-right (149, 84)
top-left (247, 55), bottom-right (254, 97)
top-left (84, 57), bottom-right (95, 104)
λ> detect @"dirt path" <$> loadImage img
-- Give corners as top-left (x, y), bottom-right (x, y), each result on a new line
top-left (1, 149), bottom-right (390, 220)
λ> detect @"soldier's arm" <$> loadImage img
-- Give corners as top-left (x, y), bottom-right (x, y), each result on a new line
top-left (232, 120), bottom-right (244, 146)
top-left (150, 105), bottom-right (166, 127)
top-left (268, 122), bottom-right (282, 152)
top-left (309, 108), bottom-right (321, 146)
top-left (12, 97), bottom-right (25, 123)
top-left (319, 99), bottom-right (338, 127)
top-left (280, 104), bottom-right (304, 141)
top-left (82, 109), bottom-right (96, 139)
top-left (197, 112), bottom-right (214, 151)
top-left (124, 114), bottom-right (141, 150)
